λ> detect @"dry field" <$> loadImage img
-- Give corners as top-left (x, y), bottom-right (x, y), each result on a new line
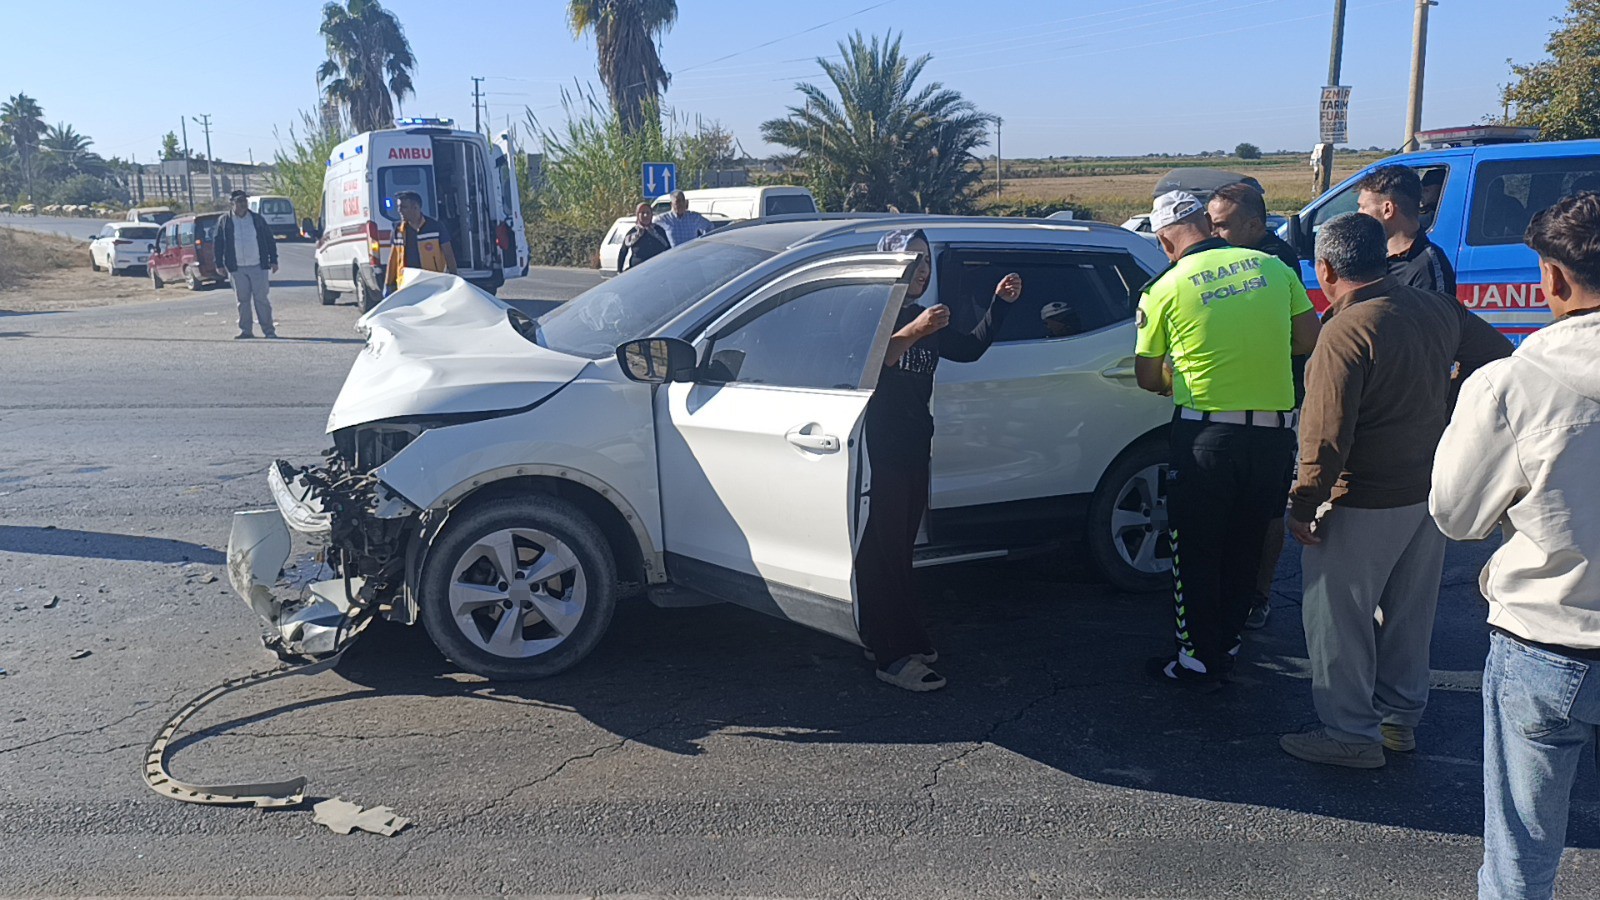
top-left (0, 227), bottom-right (160, 313)
top-left (992, 153), bottom-right (1387, 223)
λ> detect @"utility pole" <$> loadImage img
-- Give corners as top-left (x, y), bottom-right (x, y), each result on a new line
top-left (1317, 0), bottom-right (1348, 195)
top-left (180, 117), bottom-right (195, 209)
top-left (472, 76), bottom-right (485, 135)
top-left (995, 116), bottom-right (1003, 196)
top-left (1402, 0), bottom-right (1435, 152)
top-left (192, 114), bottom-right (215, 201)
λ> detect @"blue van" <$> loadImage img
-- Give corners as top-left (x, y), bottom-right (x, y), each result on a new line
top-left (1282, 136), bottom-right (1600, 345)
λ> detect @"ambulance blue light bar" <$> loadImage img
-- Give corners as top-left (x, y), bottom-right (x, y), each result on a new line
top-left (397, 117), bottom-right (454, 128)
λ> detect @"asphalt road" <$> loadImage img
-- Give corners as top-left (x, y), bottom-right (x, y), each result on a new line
top-left (2, 218), bottom-right (1599, 899)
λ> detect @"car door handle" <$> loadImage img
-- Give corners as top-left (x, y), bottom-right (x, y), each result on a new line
top-left (786, 425), bottom-right (841, 453)
top-left (1101, 358), bottom-right (1140, 380)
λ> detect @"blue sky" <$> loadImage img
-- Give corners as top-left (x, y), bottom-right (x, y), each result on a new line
top-left (0, 0), bottom-right (1568, 164)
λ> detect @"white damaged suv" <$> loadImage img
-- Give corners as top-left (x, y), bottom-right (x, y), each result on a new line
top-left (230, 215), bottom-right (1176, 680)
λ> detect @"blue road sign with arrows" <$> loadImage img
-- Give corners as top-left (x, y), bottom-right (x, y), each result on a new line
top-left (642, 162), bottom-right (677, 199)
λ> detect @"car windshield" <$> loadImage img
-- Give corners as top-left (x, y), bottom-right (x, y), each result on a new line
top-left (118, 226), bottom-right (159, 240)
top-left (535, 239), bottom-right (777, 359)
top-left (143, 212), bottom-right (175, 225)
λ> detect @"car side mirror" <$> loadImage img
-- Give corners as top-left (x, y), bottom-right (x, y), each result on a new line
top-left (617, 337), bottom-right (697, 384)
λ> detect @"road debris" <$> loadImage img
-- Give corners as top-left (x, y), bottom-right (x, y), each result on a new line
top-left (69, 650), bottom-right (91, 660)
top-left (312, 798), bottom-right (411, 836)
top-left (44, 595), bottom-right (60, 609)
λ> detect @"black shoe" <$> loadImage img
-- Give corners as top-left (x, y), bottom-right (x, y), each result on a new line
top-left (234, 331), bottom-right (254, 340)
top-left (1243, 593), bottom-right (1271, 630)
top-left (263, 332), bottom-right (280, 339)
top-left (1145, 655), bottom-right (1225, 692)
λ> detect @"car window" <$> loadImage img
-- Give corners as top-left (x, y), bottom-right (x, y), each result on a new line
top-left (196, 218), bottom-right (217, 243)
top-left (1468, 155), bottom-right (1600, 246)
top-left (260, 198), bottom-right (293, 216)
top-left (177, 222), bottom-right (195, 246)
top-left (703, 281), bottom-right (893, 390)
top-left (606, 223), bottom-right (628, 245)
top-left (939, 249), bottom-right (1143, 342)
top-left (120, 226), bottom-right (158, 241)
top-left (536, 239), bottom-right (776, 359)
top-left (98, 225), bottom-right (113, 239)
top-left (378, 165), bottom-right (434, 221)
top-left (764, 194), bottom-right (816, 216)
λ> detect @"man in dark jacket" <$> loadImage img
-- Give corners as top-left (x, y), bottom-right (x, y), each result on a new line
top-left (1209, 180), bottom-right (1306, 632)
top-left (1281, 212), bottom-right (1511, 769)
top-left (215, 190), bottom-right (280, 339)
top-left (1356, 165), bottom-right (1457, 296)
top-left (618, 203), bottom-right (670, 272)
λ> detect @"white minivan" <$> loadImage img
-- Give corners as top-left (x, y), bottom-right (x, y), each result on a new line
top-left (247, 195), bottom-right (299, 240)
top-left (651, 186), bottom-right (816, 221)
top-left (231, 215), bottom-right (1176, 680)
top-left (312, 118), bottom-right (530, 311)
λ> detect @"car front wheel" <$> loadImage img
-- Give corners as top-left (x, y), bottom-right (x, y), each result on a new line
top-left (1086, 436), bottom-right (1173, 594)
top-left (419, 496), bottom-right (618, 680)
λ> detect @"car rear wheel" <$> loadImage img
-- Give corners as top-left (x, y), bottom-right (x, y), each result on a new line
top-left (183, 266), bottom-right (203, 291)
top-left (419, 496), bottom-right (618, 681)
top-left (355, 276), bottom-right (380, 313)
top-left (1086, 436), bottom-right (1173, 594)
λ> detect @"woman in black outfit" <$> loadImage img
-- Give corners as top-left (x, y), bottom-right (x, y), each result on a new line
top-left (859, 229), bottom-right (1023, 691)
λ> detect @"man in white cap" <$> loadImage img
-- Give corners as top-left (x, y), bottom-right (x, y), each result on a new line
top-left (1134, 190), bottom-right (1321, 688)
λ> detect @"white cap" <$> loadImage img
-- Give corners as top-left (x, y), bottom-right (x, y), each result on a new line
top-left (1040, 302), bottom-right (1073, 321)
top-left (1149, 190), bottom-right (1205, 232)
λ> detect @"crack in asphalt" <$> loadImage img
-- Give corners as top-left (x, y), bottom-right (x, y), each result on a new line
top-left (0, 686), bottom-right (187, 756)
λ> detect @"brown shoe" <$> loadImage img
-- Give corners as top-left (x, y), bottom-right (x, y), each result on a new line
top-left (1280, 728), bottom-right (1385, 769)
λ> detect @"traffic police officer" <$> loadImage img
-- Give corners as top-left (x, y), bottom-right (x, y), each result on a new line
top-left (1134, 191), bottom-right (1321, 686)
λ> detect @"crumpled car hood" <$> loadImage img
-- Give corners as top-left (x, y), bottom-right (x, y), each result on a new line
top-left (326, 272), bottom-right (589, 432)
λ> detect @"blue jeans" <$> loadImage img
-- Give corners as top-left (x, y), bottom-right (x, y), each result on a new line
top-left (1481, 631), bottom-right (1600, 899)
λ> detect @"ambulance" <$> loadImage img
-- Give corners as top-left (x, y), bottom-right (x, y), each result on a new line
top-left (312, 118), bottom-right (530, 311)
top-left (1283, 127), bottom-right (1600, 345)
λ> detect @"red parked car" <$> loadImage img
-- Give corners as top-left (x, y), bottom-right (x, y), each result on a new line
top-left (149, 213), bottom-right (227, 290)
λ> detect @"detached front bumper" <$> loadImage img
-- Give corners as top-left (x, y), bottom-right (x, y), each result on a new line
top-left (227, 463), bottom-right (368, 659)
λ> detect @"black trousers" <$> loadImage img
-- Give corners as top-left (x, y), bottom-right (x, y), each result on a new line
top-left (1167, 418), bottom-right (1296, 674)
top-left (855, 458), bottom-right (933, 667)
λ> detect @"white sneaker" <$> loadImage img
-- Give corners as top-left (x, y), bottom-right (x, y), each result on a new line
top-left (876, 657), bottom-right (946, 692)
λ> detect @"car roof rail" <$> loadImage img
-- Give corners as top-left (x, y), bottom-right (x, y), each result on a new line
top-left (712, 211), bottom-right (1124, 246)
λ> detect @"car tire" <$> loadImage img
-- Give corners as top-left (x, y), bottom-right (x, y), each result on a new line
top-left (315, 266), bottom-right (338, 306)
top-left (1086, 435), bottom-right (1173, 594)
top-left (150, 265), bottom-right (164, 289)
top-left (89, 251), bottom-right (100, 272)
top-left (418, 496), bottom-right (618, 681)
top-left (355, 277), bottom-right (380, 313)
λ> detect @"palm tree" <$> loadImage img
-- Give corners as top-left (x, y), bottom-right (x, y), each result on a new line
top-left (1, 93), bottom-right (46, 201)
top-left (567, 0), bottom-right (678, 135)
top-left (761, 32), bottom-right (994, 214)
top-left (316, 0), bottom-right (416, 133)
top-left (40, 123), bottom-right (109, 180)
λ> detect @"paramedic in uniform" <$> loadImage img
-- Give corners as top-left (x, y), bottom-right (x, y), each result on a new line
top-left (1134, 191), bottom-right (1321, 687)
top-left (384, 190), bottom-right (458, 296)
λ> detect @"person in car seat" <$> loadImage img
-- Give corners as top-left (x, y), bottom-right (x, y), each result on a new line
top-left (859, 228), bottom-right (1022, 692)
top-left (1041, 302), bottom-right (1081, 337)
top-left (384, 190), bottom-right (458, 296)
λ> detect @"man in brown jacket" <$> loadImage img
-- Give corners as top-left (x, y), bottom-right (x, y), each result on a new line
top-left (1281, 212), bottom-right (1512, 769)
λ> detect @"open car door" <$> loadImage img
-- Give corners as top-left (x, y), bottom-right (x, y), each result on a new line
top-left (493, 131), bottom-right (530, 278)
top-left (654, 252), bottom-right (918, 643)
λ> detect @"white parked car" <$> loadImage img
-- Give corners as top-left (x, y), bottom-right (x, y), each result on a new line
top-left (649, 185), bottom-right (817, 221)
top-left (230, 216), bottom-right (1176, 680)
top-left (89, 222), bottom-right (160, 275)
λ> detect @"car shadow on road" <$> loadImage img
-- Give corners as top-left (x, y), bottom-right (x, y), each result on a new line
top-left (306, 539), bottom-right (1599, 845)
top-left (0, 524), bottom-right (226, 564)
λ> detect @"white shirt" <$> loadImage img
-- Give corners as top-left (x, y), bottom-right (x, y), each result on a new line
top-left (231, 211), bottom-right (260, 268)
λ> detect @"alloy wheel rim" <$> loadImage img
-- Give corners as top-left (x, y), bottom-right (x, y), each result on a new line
top-left (448, 527), bottom-right (587, 659)
top-left (1110, 463), bottom-right (1173, 575)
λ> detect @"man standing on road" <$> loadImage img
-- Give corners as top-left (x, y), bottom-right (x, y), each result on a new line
top-left (618, 203), bottom-right (670, 272)
top-left (1432, 193), bottom-right (1600, 898)
top-left (1209, 181), bottom-right (1307, 632)
top-left (1281, 212), bottom-right (1511, 770)
top-left (1135, 191), bottom-right (1321, 688)
top-left (215, 190), bottom-right (279, 339)
top-left (384, 190), bottom-right (457, 296)
top-left (1357, 165), bottom-right (1457, 296)
top-left (655, 190), bottom-right (713, 247)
